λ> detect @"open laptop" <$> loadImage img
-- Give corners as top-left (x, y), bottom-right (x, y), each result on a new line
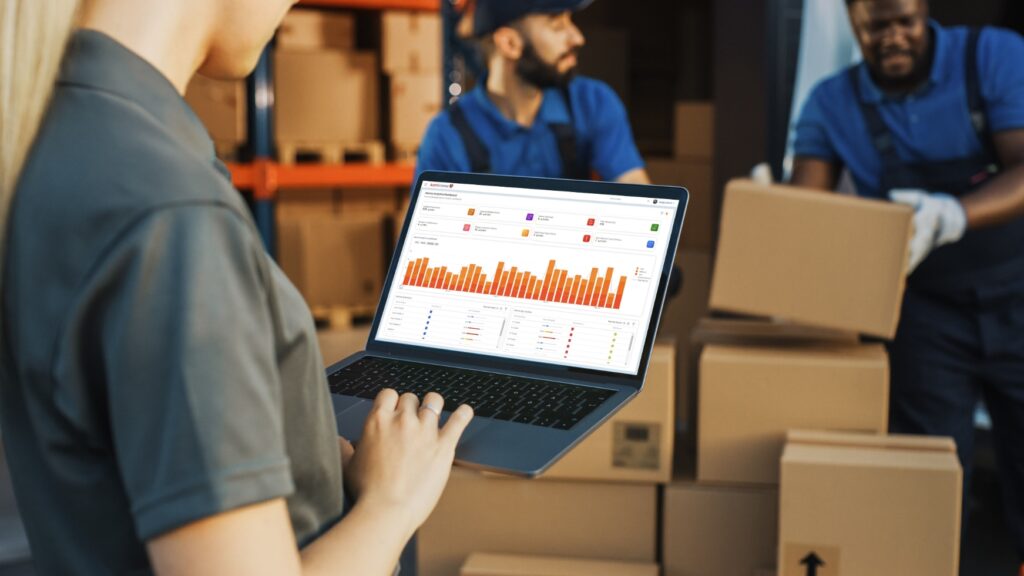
top-left (327, 171), bottom-right (687, 477)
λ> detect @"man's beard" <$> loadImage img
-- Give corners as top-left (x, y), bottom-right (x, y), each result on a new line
top-left (516, 40), bottom-right (577, 89)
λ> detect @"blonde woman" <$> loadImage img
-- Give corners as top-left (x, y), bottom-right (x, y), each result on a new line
top-left (0, 0), bottom-right (474, 574)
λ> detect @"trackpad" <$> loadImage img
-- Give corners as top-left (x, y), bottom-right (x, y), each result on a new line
top-left (335, 400), bottom-right (491, 446)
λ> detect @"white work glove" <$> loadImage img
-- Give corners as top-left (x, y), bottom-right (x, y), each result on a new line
top-left (889, 189), bottom-right (967, 274)
top-left (750, 162), bottom-right (774, 185)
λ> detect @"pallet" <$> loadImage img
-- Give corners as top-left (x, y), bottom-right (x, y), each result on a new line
top-left (278, 141), bottom-right (386, 166)
top-left (310, 304), bottom-right (377, 330)
top-left (393, 143), bottom-right (420, 165)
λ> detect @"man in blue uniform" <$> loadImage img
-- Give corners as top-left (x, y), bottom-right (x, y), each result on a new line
top-left (791, 0), bottom-right (1024, 567)
top-left (415, 0), bottom-right (650, 185)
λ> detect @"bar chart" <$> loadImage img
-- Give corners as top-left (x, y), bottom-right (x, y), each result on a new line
top-left (401, 257), bottom-right (631, 310)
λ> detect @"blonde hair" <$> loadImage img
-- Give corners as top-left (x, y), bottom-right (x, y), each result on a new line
top-left (0, 0), bottom-right (79, 275)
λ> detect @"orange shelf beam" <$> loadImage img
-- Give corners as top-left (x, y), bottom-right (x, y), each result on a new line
top-left (227, 162), bottom-right (415, 199)
top-left (297, 0), bottom-right (439, 11)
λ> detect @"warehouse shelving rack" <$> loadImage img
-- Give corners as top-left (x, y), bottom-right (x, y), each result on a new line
top-left (234, 0), bottom-right (469, 255)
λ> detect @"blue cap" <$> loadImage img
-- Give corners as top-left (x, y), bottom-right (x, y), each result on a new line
top-left (473, 0), bottom-right (595, 37)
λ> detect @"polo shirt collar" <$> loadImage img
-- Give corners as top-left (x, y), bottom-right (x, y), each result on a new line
top-left (59, 29), bottom-right (215, 160)
top-left (855, 19), bottom-right (948, 104)
top-left (467, 76), bottom-right (572, 138)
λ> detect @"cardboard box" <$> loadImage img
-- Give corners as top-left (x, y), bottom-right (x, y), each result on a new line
top-left (277, 213), bottom-right (386, 309)
top-left (540, 342), bottom-right (674, 483)
top-left (317, 326), bottom-right (370, 365)
top-left (779, 430), bottom-right (962, 576)
top-left (383, 11), bottom-right (442, 73)
top-left (645, 158), bottom-right (713, 251)
top-left (391, 72), bottom-right (443, 150)
top-left (278, 189), bottom-right (338, 219)
top-left (691, 317), bottom-right (859, 347)
top-left (461, 553), bottom-right (658, 576)
top-left (710, 180), bottom-right (913, 339)
top-left (653, 250), bottom-right (712, 432)
top-left (183, 75), bottom-right (246, 152)
top-left (663, 481), bottom-right (778, 576)
top-left (419, 469), bottom-right (657, 576)
top-left (274, 50), bottom-right (379, 148)
top-left (277, 8), bottom-right (355, 51)
top-left (698, 343), bottom-right (889, 485)
top-left (674, 102), bottom-right (714, 159)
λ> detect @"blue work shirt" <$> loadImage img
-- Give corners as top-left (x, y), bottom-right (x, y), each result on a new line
top-left (415, 76), bottom-right (644, 181)
top-left (794, 22), bottom-right (1024, 199)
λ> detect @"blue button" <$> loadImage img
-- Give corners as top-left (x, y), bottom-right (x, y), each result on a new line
top-left (646, 240), bottom-right (655, 248)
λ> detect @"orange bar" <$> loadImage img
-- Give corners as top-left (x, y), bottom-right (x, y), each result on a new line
top-left (409, 258), bottom-right (422, 286)
top-left (601, 267), bottom-right (615, 307)
top-left (403, 260), bottom-right (416, 285)
top-left (436, 266), bottom-right (448, 289)
top-left (526, 277), bottom-right (538, 300)
top-left (484, 281), bottom-right (492, 293)
top-left (498, 271), bottom-right (510, 295)
top-left (591, 278), bottom-right (604, 306)
top-left (512, 270), bottom-right (528, 295)
top-left (577, 280), bottom-right (588, 305)
top-left (491, 262), bottom-right (505, 295)
top-left (554, 270), bottom-right (568, 302)
top-left (614, 276), bottom-right (627, 309)
top-left (468, 265), bottom-right (481, 293)
top-left (456, 266), bottom-right (469, 291)
top-left (428, 268), bottom-right (440, 289)
top-left (441, 272), bottom-right (451, 290)
top-left (505, 267), bottom-right (518, 296)
top-left (606, 293), bottom-right (614, 308)
top-left (540, 260), bottom-right (557, 300)
top-left (568, 275), bottom-right (582, 303)
top-left (415, 257), bottom-right (430, 287)
top-left (479, 274), bottom-right (489, 293)
top-left (584, 268), bottom-right (599, 305)
top-left (511, 272), bottom-right (524, 298)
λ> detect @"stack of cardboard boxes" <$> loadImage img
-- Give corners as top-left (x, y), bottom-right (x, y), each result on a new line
top-left (183, 76), bottom-right (247, 160)
top-left (418, 342), bottom-right (677, 575)
top-left (660, 179), bottom-right (963, 576)
top-left (383, 11), bottom-right (443, 161)
top-left (644, 102), bottom-right (715, 436)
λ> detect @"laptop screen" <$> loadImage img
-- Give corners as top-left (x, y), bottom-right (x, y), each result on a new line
top-left (373, 178), bottom-right (680, 376)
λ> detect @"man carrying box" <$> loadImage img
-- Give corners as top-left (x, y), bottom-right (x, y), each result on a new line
top-left (415, 0), bottom-right (650, 185)
top-left (789, 0), bottom-right (1024, 567)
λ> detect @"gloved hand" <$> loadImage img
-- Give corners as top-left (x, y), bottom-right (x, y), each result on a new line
top-left (889, 189), bottom-right (967, 274)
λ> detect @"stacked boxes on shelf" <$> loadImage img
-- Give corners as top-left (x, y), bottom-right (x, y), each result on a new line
top-left (383, 11), bottom-right (443, 161)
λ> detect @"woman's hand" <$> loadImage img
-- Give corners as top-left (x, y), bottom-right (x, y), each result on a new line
top-left (343, 390), bottom-right (473, 538)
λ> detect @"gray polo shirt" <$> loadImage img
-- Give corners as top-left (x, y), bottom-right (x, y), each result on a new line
top-left (1, 30), bottom-right (343, 574)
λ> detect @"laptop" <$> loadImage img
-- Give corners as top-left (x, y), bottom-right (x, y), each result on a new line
top-left (327, 171), bottom-right (688, 477)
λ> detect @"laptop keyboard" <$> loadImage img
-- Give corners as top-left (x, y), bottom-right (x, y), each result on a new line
top-left (328, 357), bottom-right (616, 430)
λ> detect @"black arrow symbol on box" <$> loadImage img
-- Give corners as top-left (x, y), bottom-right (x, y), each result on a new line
top-left (801, 552), bottom-right (825, 576)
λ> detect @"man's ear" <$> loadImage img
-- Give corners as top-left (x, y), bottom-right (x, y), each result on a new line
top-left (492, 26), bottom-right (525, 60)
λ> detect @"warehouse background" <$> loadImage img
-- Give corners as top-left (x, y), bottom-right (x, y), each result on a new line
top-left (1, 0), bottom-right (1021, 574)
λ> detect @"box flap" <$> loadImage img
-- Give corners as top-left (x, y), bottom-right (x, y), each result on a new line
top-left (786, 429), bottom-right (956, 454)
top-left (461, 553), bottom-right (659, 576)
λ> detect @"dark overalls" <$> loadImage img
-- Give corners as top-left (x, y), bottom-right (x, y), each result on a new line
top-left (851, 29), bottom-right (1024, 559)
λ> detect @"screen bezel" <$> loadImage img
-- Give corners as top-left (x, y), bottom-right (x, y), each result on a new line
top-left (365, 171), bottom-right (689, 390)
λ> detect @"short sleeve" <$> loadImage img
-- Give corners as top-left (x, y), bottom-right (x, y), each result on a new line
top-left (979, 27), bottom-right (1024, 133)
top-left (580, 81), bottom-right (645, 181)
top-left (93, 204), bottom-right (293, 541)
top-left (792, 81), bottom-right (841, 162)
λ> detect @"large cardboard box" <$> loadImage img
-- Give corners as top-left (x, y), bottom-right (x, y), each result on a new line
top-left (183, 75), bottom-right (246, 154)
top-left (391, 72), bottom-right (443, 151)
top-left (419, 469), bottom-right (657, 576)
top-left (278, 189), bottom-right (337, 219)
top-left (710, 180), bottom-right (913, 339)
top-left (274, 50), bottom-right (379, 150)
top-left (317, 326), bottom-right (371, 365)
top-left (646, 159), bottom-right (714, 251)
top-left (461, 553), bottom-right (658, 576)
top-left (779, 430), bottom-right (962, 576)
top-left (674, 102), bottom-right (714, 160)
top-left (698, 343), bottom-right (889, 485)
top-left (653, 250), bottom-right (712, 432)
top-left (383, 11), bottom-right (442, 73)
top-left (277, 8), bottom-right (355, 51)
top-left (540, 342), bottom-right (674, 483)
top-left (277, 213), bottom-right (386, 309)
top-left (663, 481), bottom-right (778, 576)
